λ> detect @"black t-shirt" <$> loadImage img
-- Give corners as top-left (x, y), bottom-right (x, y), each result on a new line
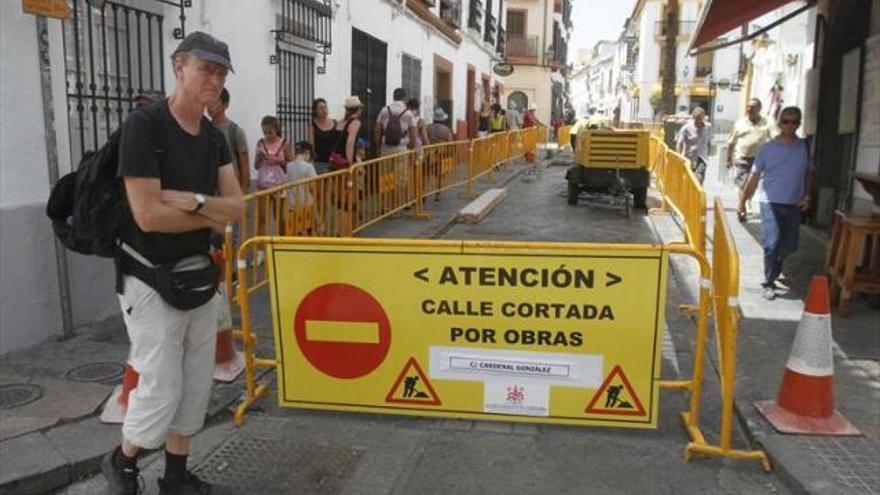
top-left (117, 100), bottom-right (231, 265)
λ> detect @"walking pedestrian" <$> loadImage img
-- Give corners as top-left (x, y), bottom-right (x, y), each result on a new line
top-left (426, 107), bottom-right (453, 144)
top-left (523, 104), bottom-right (543, 128)
top-left (207, 88), bottom-right (250, 191)
top-left (101, 31), bottom-right (244, 495)
top-left (307, 98), bottom-right (337, 174)
top-left (727, 98), bottom-right (771, 221)
top-left (738, 106), bottom-right (812, 301)
top-left (477, 102), bottom-right (491, 137)
top-left (489, 103), bottom-right (507, 133)
top-left (675, 107), bottom-right (712, 184)
top-left (506, 101), bottom-right (522, 130)
top-left (522, 104), bottom-right (543, 163)
top-left (374, 87), bottom-right (416, 156)
top-left (568, 115), bottom-right (591, 152)
top-left (406, 98), bottom-right (430, 148)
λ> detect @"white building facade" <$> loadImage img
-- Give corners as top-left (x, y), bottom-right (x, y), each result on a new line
top-left (618, 0), bottom-right (743, 131)
top-left (498, 0), bottom-right (571, 125)
top-left (0, 0), bottom-right (505, 354)
top-left (583, 41), bottom-right (621, 118)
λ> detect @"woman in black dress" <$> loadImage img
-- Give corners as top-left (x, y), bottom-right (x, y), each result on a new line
top-left (307, 98), bottom-right (337, 174)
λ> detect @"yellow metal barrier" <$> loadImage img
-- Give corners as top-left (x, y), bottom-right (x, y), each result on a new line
top-left (649, 139), bottom-right (706, 255)
top-left (681, 198), bottom-right (770, 469)
top-left (223, 170), bottom-right (352, 307)
top-left (556, 125), bottom-right (572, 149)
top-left (224, 127), bottom-right (767, 472)
top-left (350, 151), bottom-right (423, 234)
top-left (224, 129), bottom-right (543, 300)
top-left (421, 140), bottom-right (472, 200)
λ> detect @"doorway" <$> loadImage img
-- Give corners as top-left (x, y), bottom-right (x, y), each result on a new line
top-left (434, 55), bottom-right (453, 125)
top-left (508, 91), bottom-right (528, 115)
top-left (352, 28), bottom-right (387, 150)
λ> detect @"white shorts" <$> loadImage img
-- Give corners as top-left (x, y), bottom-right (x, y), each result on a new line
top-left (118, 275), bottom-right (219, 449)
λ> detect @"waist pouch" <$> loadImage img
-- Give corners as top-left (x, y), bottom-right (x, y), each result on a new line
top-left (118, 243), bottom-right (219, 310)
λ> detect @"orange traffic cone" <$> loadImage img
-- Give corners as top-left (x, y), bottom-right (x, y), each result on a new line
top-left (213, 326), bottom-right (245, 382)
top-left (100, 363), bottom-right (139, 424)
top-left (755, 276), bottom-right (860, 435)
top-left (211, 248), bottom-right (245, 383)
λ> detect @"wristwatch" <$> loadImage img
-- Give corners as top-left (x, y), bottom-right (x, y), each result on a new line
top-left (193, 193), bottom-right (206, 212)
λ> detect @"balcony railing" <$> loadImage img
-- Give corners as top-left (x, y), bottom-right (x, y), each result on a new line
top-left (484, 13), bottom-right (496, 44)
top-left (468, 0), bottom-right (483, 31)
top-left (505, 34), bottom-right (538, 62)
top-left (654, 20), bottom-right (696, 38)
top-left (439, 0), bottom-right (461, 27)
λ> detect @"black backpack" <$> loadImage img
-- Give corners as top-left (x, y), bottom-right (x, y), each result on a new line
top-left (46, 104), bottom-right (162, 258)
top-left (384, 106), bottom-right (405, 146)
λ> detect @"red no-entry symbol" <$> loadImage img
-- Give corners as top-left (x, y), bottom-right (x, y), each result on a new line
top-left (294, 283), bottom-right (391, 379)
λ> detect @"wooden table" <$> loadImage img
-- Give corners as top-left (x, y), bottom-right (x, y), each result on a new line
top-left (825, 210), bottom-right (880, 315)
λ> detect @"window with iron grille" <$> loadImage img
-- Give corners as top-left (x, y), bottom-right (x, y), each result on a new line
top-left (483, 0), bottom-right (495, 44)
top-left (62, 0), bottom-right (166, 168)
top-left (276, 46), bottom-right (315, 145)
top-left (275, 0), bottom-right (333, 72)
top-left (440, 0), bottom-right (461, 27)
top-left (402, 54), bottom-right (422, 101)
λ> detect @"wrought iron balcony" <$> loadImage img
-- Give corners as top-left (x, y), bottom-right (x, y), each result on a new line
top-left (496, 26), bottom-right (506, 56)
top-left (505, 34), bottom-right (538, 62)
top-left (484, 13), bottom-right (496, 45)
top-left (468, 0), bottom-right (483, 31)
top-left (439, 0), bottom-right (461, 27)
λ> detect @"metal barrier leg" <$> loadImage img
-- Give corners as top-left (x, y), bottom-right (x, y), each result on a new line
top-left (233, 242), bottom-right (274, 427)
top-left (465, 144), bottom-right (476, 198)
top-left (411, 155), bottom-right (433, 219)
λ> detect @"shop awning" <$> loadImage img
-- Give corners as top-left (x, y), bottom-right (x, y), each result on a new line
top-left (689, 0), bottom-right (807, 52)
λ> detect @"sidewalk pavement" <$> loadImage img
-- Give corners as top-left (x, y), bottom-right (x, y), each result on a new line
top-left (650, 154), bottom-right (879, 494)
top-left (0, 147), bottom-right (876, 494)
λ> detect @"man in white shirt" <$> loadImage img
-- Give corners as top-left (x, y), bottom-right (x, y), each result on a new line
top-left (374, 87), bottom-right (416, 156)
top-left (726, 98), bottom-right (771, 221)
top-left (675, 107), bottom-right (712, 184)
top-left (506, 101), bottom-right (522, 130)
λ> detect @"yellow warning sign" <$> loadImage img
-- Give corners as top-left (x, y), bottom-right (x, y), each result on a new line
top-left (268, 238), bottom-right (667, 428)
top-left (585, 365), bottom-right (646, 416)
top-left (385, 357), bottom-right (441, 405)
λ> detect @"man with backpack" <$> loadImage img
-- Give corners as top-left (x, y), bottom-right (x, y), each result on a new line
top-left (374, 87), bottom-right (417, 157)
top-left (207, 88), bottom-right (250, 191)
top-left (101, 31), bottom-right (244, 495)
